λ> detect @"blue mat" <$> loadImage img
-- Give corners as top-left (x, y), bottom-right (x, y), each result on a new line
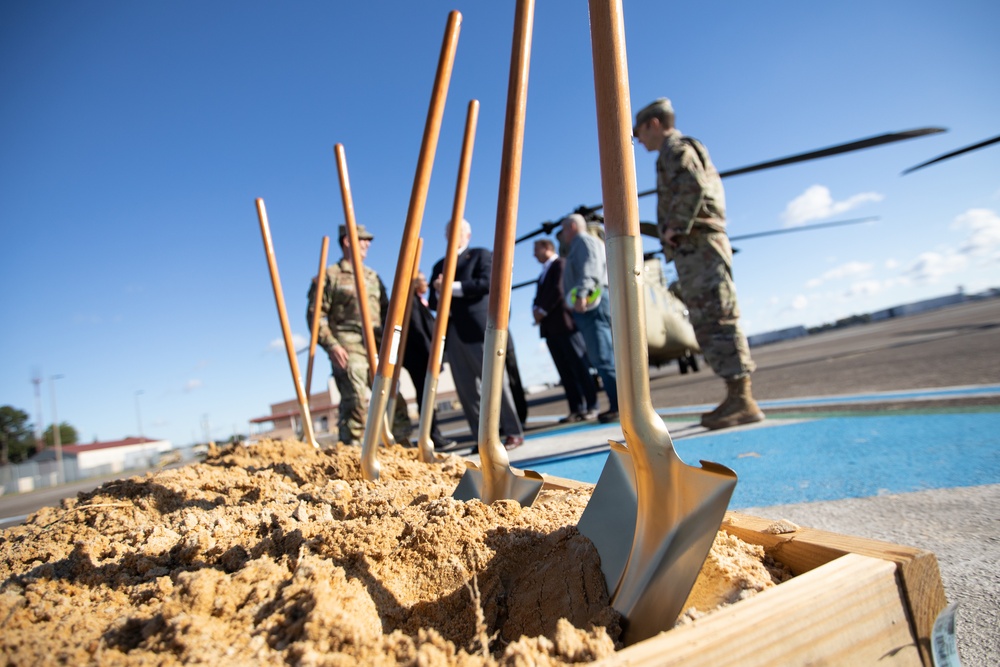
top-left (529, 413), bottom-right (1000, 508)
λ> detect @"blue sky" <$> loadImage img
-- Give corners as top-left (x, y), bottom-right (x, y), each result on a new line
top-left (2, 1), bottom-right (998, 447)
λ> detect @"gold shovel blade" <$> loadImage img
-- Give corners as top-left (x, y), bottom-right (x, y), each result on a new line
top-left (453, 460), bottom-right (546, 507)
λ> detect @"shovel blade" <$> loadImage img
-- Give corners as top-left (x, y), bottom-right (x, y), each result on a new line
top-left (453, 462), bottom-right (546, 507)
top-left (577, 441), bottom-right (637, 592)
top-left (614, 458), bottom-right (736, 646)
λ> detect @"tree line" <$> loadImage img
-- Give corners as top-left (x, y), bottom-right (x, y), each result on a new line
top-left (0, 405), bottom-right (78, 466)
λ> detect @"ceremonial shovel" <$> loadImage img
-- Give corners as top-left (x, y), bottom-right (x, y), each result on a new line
top-left (255, 198), bottom-right (319, 449)
top-left (386, 237), bottom-right (421, 428)
top-left (359, 10), bottom-right (461, 481)
top-left (334, 143), bottom-right (396, 448)
top-left (574, 0), bottom-right (738, 646)
top-left (304, 235), bottom-right (330, 399)
top-left (452, 0), bottom-right (544, 506)
top-left (416, 99), bottom-right (479, 464)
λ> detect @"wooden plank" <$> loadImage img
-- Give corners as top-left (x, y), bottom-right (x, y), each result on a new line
top-left (540, 473), bottom-right (593, 491)
top-left (536, 483), bottom-right (946, 665)
top-left (597, 554), bottom-right (922, 667)
top-left (722, 511), bottom-right (947, 665)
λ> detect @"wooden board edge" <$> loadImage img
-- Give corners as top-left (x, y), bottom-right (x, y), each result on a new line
top-left (595, 554), bottom-right (921, 667)
top-left (540, 474), bottom-right (594, 491)
top-left (722, 511), bottom-right (947, 665)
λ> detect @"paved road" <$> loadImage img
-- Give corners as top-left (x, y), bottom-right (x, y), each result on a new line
top-left (603, 295), bottom-right (998, 419)
top-left (430, 296), bottom-right (1000, 442)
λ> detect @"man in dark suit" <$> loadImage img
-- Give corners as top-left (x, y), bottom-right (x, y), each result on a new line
top-left (532, 239), bottom-right (599, 422)
top-left (428, 219), bottom-right (525, 449)
top-left (403, 271), bottom-right (456, 450)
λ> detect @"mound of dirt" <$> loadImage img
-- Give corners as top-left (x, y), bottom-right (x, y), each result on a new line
top-left (0, 439), bottom-right (789, 665)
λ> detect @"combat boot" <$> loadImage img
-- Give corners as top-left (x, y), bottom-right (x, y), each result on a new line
top-left (700, 376), bottom-right (765, 430)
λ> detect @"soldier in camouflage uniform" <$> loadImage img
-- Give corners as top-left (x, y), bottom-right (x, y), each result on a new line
top-left (306, 224), bottom-right (411, 445)
top-left (633, 97), bottom-right (764, 430)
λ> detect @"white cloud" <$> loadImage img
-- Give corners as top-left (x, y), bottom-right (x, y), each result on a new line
top-left (884, 258), bottom-right (899, 269)
top-left (904, 251), bottom-right (968, 283)
top-left (781, 185), bottom-right (884, 226)
top-left (804, 260), bottom-right (873, 288)
top-left (184, 379), bottom-right (203, 393)
top-left (897, 208), bottom-right (1000, 282)
top-left (791, 295), bottom-right (809, 310)
top-left (951, 208), bottom-right (1000, 256)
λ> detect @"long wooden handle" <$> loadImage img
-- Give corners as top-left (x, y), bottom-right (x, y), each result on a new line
top-left (305, 235), bottom-right (330, 396)
top-left (360, 11), bottom-right (461, 481)
top-left (478, 0), bottom-right (534, 488)
top-left (334, 143), bottom-right (379, 376)
top-left (418, 100), bottom-right (480, 463)
top-left (587, 0), bottom-right (640, 240)
top-left (486, 0), bottom-right (533, 331)
top-left (375, 9), bottom-right (461, 384)
top-left (255, 198), bottom-right (318, 448)
top-left (428, 99), bottom-right (480, 384)
top-left (336, 143), bottom-right (396, 449)
top-left (389, 238), bottom-right (422, 410)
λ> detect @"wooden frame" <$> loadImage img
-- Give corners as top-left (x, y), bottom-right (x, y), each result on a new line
top-left (541, 477), bottom-right (947, 666)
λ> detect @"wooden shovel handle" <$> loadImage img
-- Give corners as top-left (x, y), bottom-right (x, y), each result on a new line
top-left (375, 9), bottom-right (461, 383)
top-left (391, 238), bottom-right (422, 403)
top-left (587, 0), bottom-right (640, 241)
top-left (255, 198), bottom-right (317, 447)
top-left (305, 235), bottom-right (330, 395)
top-left (487, 0), bottom-right (534, 331)
top-left (334, 143), bottom-right (379, 376)
top-left (429, 99), bottom-right (480, 382)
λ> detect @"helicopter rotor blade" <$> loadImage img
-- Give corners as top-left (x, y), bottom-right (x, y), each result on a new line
top-left (515, 219), bottom-right (561, 244)
top-left (587, 126), bottom-right (946, 213)
top-left (730, 215), bottom-right (878, 242)
top-left (901, 134), bottom-right (1000, 175)
top-left (640, 216), bottom-right (879, 257)
top-left (638, 216), bottom-right (877, 242)
top-left (518, 126), bottom-right (943, 244)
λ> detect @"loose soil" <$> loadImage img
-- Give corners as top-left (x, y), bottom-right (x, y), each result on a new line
top-left (1, 440), bottom-right (790, 665)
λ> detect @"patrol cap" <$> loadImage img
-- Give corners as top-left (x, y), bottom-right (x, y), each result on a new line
top-left (338, 224), bottom-right (374, 243)
top-left (633, 97), bottom-right (674, 136)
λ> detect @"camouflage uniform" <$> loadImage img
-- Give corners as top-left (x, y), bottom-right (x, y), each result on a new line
top-left (307, 258), bottom-right (411, 445)
top-left (656, 128), bottom-right (755, 380)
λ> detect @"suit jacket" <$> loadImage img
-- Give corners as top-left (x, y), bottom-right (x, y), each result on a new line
top-left (428, 247), bottom-right (491, 344)
top-left (404, 296), bottom-right (435, 378)
top-left (533, 257), bottom-right (576, 339)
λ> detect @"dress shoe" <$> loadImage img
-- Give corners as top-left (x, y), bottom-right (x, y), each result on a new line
top-left (434, 439), bottom-right (461, 452)
top-left (597, 410), bottom-right (620, 423)
top-left (558, 413), bottom-right (585, 424)
top-left (503, 435), bottom-right (524, 450)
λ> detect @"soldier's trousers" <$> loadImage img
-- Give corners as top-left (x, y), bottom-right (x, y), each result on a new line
top-left (331, 347), bottom-right (411, 445)
top-left (672, 228), bottom-right (755, 381)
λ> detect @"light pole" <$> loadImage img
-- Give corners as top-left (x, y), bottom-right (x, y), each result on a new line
top-left (134, 390), bottom-right (145, 439)
top-left (49, 374), bottom-right (64, 484)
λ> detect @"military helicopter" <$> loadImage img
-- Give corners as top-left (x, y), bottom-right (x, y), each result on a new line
top-left (513, 126), bottom-right (966, 372)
